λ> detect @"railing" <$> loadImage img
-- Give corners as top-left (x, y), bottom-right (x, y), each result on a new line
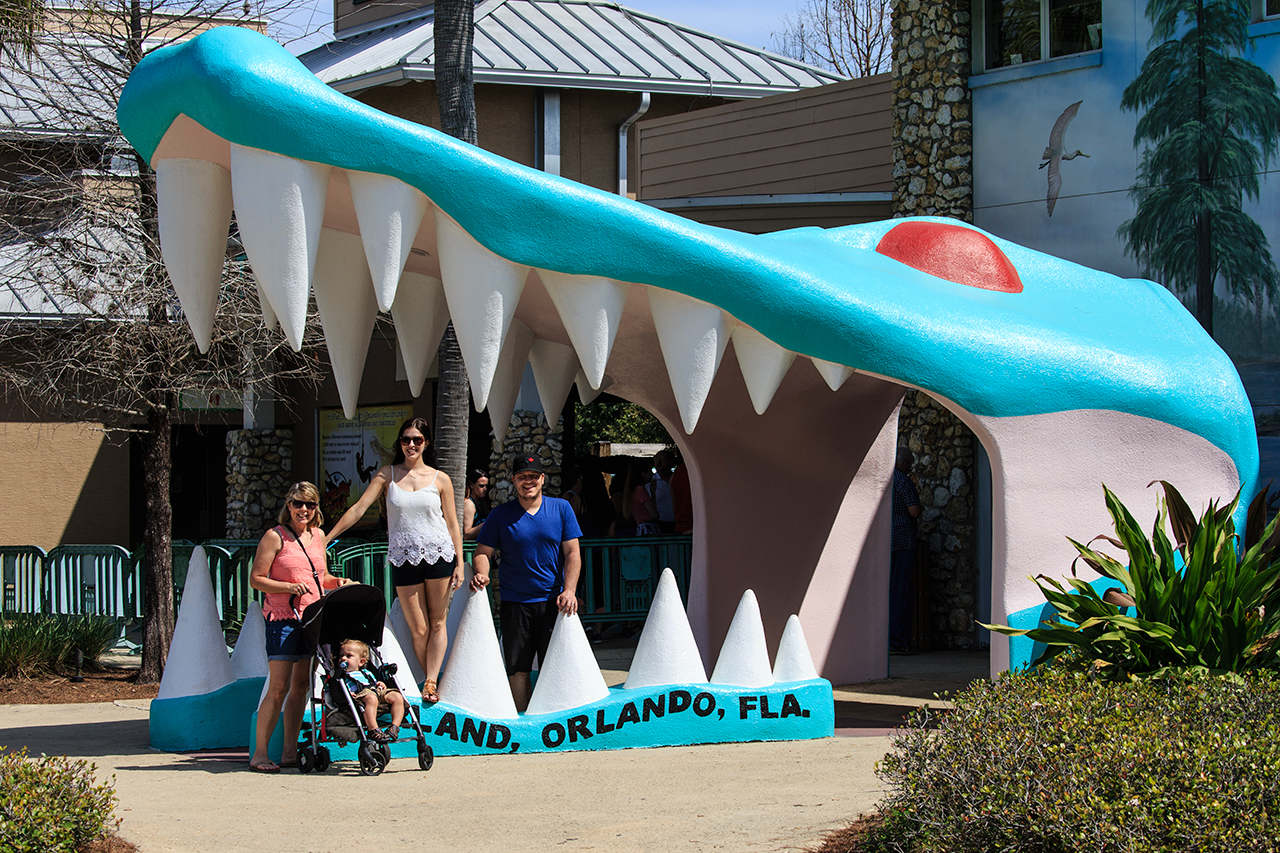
top-left (1, 534), bottom-right (693, 641)
top-left (1, 546), bottom-right (47, 614)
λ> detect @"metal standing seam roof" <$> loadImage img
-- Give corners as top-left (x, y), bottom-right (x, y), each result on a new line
top-left (0, 36), bottom-right (123, 140)
top-left (301, 0), bottom-right (845, 97)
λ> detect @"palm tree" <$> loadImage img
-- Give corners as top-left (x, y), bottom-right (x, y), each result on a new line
top-left (1119, 0), bottom-right (1280, 336)
top-left (433, 0), bottom-right (476, 522)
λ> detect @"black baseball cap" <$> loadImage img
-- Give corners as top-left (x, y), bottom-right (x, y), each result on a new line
top-left (512, 453), bottom-right (543, 475)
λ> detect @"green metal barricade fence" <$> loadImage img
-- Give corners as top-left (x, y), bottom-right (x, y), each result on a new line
top-left (43, 545), bottom-right (138, 619)
top-left (0, 546), bottom-right (47, 615)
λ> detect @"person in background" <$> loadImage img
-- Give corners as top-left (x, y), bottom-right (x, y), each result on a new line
top-left (248, 482), bottom-right (353, 772)
top-left (651, 449), bottom-right (676, 533)
top-left (576, 458), bottom-right (615, 538)
top-left (890, 447), bottom-right (922, 654)
top-left (628, 458), bottom-right (660, 536)
top-left (463, 468), bottom-right (490, 540)
top-left (670, 457), bottom-right (692, 534)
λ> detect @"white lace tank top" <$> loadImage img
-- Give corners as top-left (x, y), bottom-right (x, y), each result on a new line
top-left (386, 470), bottom-right (456, 567)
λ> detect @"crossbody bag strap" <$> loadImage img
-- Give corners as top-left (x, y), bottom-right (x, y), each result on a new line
top-left (280, 525), bottom-right (325, 615)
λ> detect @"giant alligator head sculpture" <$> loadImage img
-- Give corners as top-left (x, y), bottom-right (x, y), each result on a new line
top-left (118, 27), bottom-right (1257, 682)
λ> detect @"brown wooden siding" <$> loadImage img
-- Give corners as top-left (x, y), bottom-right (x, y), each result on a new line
top-left (636, 75), bottom-right (892, 201)
top-left (648, 200), bottom-right (892, 234)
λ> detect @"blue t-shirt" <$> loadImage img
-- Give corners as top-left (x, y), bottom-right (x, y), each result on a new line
top-left (477, 497), bottom-right (582, 603)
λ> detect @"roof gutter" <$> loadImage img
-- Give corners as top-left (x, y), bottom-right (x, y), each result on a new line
top-left (617, 92), bottom-right (650, 197)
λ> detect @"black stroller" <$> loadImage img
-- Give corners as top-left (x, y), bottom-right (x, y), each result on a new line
top-left (295, 584), bottom-right (434, 776)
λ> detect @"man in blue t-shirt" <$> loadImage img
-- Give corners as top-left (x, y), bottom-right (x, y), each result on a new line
top-left (471, 453), bottom-right (582, 711)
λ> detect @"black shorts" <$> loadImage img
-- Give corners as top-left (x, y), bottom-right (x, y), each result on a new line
top-left (500, 598), bottom-right (559, 676)
top-left (392, 556), bottom-right (455, 587)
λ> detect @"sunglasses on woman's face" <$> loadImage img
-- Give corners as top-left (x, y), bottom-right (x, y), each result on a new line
top-left (399, 436), bottom-right (426, 446)
top-left (289, 500), bottom-right (318, 510)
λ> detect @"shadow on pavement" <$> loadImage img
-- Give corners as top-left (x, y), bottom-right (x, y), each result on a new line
top-left (0, 718), bottom-right (150, 758)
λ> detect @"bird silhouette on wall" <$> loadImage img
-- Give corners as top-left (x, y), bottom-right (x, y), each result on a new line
top-left (1039, 100), bottom-right (1090, 216)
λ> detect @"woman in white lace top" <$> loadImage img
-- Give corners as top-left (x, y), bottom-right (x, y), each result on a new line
top-left (326, 417), bottom-right (464, 702)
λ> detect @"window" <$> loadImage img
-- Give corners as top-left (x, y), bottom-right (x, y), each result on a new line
top-left (986, 0), bottom-right (1101, 69)
top-left (1268, 0), bottom-right (1279, 17)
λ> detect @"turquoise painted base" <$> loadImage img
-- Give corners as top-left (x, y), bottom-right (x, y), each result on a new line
top-left (1005, 576), bottom-right (1125, 671)
top-left (308, 679), bottom-right (834, 762)
top-left (150, 677), bottom-right (265, 752)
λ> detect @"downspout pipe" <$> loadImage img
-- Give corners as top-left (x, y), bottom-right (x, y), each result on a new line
top-left (618, 92), bottom-right (651, 197)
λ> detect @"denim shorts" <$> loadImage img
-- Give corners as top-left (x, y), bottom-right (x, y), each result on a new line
top-left (265, 618), bottom-right (306, 662)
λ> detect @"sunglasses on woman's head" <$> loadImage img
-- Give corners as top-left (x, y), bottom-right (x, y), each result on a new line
top-left (289, 500), bottom-right (318, 510)
top-left (399, 436), bottom-right (425, 446)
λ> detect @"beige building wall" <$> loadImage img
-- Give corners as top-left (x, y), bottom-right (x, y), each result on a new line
top-left (0, 421), bottom-right (130, 549)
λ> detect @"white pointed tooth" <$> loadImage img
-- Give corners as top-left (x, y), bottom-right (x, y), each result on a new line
top-left (312, 228), bottom-right (379, 419)
top-left (256, 278), bottom-right (278, 330)
top-left (525, 612), bottom-right (610, 715)
top-left (437, 588), bottom-right (520, 719)
top-left (380, 616), bottom-right (422, 701)
top-left (229, 144), bottom-right (331, 351)
top-left (156, 158), bottom-right (232, 353)
top-left (348, 170), bottom-right (430, 312)
top-left (441, 563), bottom-right (473, 670)
top-left (625, 568), bottom-right (708, 689)
top-left (710, 589), bottom-right (774, 688)
top-left (574, 370), bottom-right (611, 405)
top-left (230, 600), bottom-right (269, 680)
top-left (730, 325), bottom-right (796, 415)
top-left (538, 270), bottom-right (630, 390)
top-left (528, 339), bottom-right (579, 426)
top-left (812, 357), bottom-right (854, 391)
top-left (648, 289), bottom-right (731, 434)
top-left (388, 598), bottom-right (427, 687)
top-left (435, 215), bottom-right (530, 411)
top-left (486, 319), bottom-right (535, 444)
top-left (157, 547), bottom-right (235, 701)
top-left (772, 614), bottom-right (820, 682)
top-left (391, 272), bottom-right (450, 397)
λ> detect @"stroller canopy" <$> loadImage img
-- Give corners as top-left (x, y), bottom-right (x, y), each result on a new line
top-left (300, 584), bottom-right (387, 653)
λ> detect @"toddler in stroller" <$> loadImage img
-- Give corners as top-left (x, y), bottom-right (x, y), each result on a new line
top-left (337, 639), bottom-right (406, 743)
top-left (295, 584), bottom-right (433, 776)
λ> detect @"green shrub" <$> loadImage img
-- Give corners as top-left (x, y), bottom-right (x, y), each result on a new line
top-left (866, 666), bottom-right (1280, 853)
top-left (0, 748), bottom-right (120, 853)
top-left (985, 481), bottom-right (1280, 678)
top-left (0, 615), bottom-right (123, 678)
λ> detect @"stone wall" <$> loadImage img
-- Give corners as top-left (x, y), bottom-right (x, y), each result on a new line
top-left (898, 392), bottom-right (979, 649)
top-left (891, 0), bottom-right (973, 220)
top-left (893, 0), bottom-right (981, 648)
top-left (487, 411), bottom-right (563, 506)
top-left (226, 428), bottom-right (293, 539)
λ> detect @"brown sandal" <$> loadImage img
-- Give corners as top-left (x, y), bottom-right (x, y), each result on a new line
top-left (423, 679), bottom-right (439, 703)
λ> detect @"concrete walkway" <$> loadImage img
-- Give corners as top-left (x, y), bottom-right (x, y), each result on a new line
top-left (0, 650), bottom-right (988, 852)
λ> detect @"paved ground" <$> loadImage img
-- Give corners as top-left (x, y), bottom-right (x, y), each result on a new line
top-left (0, 649), bottom-right (988, 852)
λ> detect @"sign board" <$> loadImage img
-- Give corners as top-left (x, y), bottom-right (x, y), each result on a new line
top-left (318, 404), bottom-right (413, 529)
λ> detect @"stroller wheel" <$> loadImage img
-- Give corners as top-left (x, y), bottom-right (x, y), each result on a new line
top-left (297, 749), bottom-right (313, 774)
top-left (358, 742), bottom-right (386, 776)
top-left (380, 743), bottom-right (392, 765)
top-left (314, 746), bottom-right (331, 773)
top-left (417, 742), bottom-right (434, 772)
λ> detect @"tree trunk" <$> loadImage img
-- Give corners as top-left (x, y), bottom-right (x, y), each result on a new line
top-left (138, 394), bottom-right (175, 683)
top-left (434, 0), bottom-right (477, 518)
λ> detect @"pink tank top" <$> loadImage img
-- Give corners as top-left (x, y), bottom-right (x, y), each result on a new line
top-left (262, 526), bottom-right (327, 621)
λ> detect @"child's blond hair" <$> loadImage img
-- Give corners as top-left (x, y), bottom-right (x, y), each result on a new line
top-left (339, 638), bottom-right (369, 665)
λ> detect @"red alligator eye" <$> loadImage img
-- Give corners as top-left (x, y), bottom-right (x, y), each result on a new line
top-left (875, 221), bottom-right (1023, 294)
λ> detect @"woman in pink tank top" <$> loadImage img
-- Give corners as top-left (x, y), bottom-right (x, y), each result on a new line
top-left (247, 481), bottom-right (351, 773)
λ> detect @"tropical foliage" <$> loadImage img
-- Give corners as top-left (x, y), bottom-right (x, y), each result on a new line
top-left (0, 614), bottom-right (124, 677)
top-left (985, 481), bottom-right (1280, 679)
top-left (1118, 0), bottom-right (1280, 335)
